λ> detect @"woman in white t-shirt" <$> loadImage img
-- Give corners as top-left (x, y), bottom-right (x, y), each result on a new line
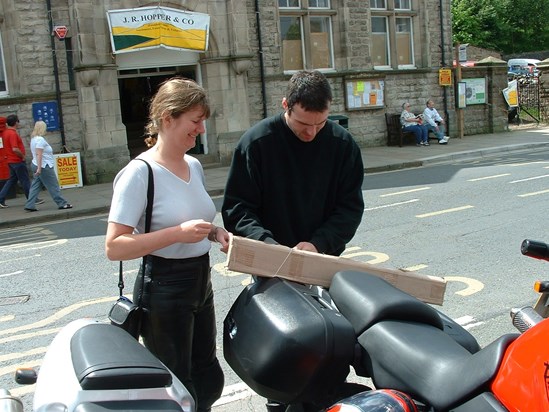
top-left (105, 78), bottom-right (229, 412)
top-left (24, 121), bottom-right (72, 212)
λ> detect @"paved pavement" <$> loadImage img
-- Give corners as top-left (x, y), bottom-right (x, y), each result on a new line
top-left (1, 123), bottom-right (548, 229)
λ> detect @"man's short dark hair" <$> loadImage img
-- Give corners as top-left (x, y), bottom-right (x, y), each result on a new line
top-left (285, 70), bottom-right (332, 112)
top-left (6, 114), bottom-right (19, 127)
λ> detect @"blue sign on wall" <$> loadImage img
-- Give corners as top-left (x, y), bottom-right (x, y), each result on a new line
top-left (32, 101), bottom-right (59, 131)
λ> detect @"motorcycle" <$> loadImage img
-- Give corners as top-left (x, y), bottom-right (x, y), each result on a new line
top-left (224, 239), bottom-right (549, 411)
top-left (5, 318), bottom-right (195, 412)
top-left (3, 239), bottom-right (548, 412)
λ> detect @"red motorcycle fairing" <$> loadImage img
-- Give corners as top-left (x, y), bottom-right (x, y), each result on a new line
top-left (492, 317), bottom-right (549, 411)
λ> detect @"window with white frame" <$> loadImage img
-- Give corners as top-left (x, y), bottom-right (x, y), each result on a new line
top-left (278, 0), bottom-right (335, 72)
top-left (0, 33), bottom-right (8, 95)
top-left (370, 0), bottom-right (386, 9)
top-left (371, 16), bottom-right (389, 66)
top-left (370, 0), bottom-right (417, 69)
top-left (395, 0), bottom-right (411, 10)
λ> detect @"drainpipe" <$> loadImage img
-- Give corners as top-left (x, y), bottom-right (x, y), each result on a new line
top-left (46, 0), bottom-right (67, 151)
top-left (254, 0), bottom-right (267, 118)
top-left (439, 0), bottom-right (449, 135)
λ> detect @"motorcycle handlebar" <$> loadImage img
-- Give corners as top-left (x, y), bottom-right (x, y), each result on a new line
top-left (521, 239), bottom-right (549, 262)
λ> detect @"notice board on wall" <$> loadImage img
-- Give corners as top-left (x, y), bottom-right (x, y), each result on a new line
top-left (345, 78), bottom-right (385, 110)
top-left (32, 101), bottom-right (59, 131)
top-left (464, 78), bottom-right (487, 105)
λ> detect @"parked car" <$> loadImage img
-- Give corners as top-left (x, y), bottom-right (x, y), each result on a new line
top-left (507, 58), bottom-right (540, 80)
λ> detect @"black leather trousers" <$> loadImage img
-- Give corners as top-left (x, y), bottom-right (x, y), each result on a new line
top-left (134, 254), bottom-right (224, 412)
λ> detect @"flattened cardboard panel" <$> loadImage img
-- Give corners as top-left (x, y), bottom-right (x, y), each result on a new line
top-left (226, 236), bottom-right (446, 305)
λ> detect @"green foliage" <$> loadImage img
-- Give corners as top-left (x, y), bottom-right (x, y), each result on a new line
top-left (452, 0), bottom-right (549, 54)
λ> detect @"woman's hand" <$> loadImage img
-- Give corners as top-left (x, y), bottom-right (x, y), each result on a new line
top-left (179, 219), bottom-right (213, 243)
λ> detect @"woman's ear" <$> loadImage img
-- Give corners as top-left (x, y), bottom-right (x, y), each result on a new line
top-left (160, 111), bottom-right (172, 128)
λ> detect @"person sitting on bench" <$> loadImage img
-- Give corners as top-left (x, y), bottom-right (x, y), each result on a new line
top-left (400, 102), bottom-right (429, 146)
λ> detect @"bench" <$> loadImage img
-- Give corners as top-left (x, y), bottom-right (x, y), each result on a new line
top-left (385, 113), bottom-right (438, 147)
top-left (385, 113), bottom-right (416, 147)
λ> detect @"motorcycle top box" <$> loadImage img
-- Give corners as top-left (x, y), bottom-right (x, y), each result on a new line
top-left (223, 277), bottom-right (355, 405)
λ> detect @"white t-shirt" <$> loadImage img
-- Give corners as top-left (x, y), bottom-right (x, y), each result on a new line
top-left (423, 107), bottom-right (443, 127)
top-left (30, 135), bottom-right (55, 168)
top-left (108, 151), bottom-right (215, 259)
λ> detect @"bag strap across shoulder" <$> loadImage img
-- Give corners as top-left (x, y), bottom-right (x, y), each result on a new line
top-left (117, 159), bottom-right (154, 296)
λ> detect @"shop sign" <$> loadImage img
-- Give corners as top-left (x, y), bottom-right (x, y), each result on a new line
top-left (106, 6), bottom-right (210, 54)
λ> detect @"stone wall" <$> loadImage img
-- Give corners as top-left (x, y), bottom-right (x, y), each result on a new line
top-left (0, 0), bottom-right (511, 182)
top-left (460, 65), bottom-right (509, 135)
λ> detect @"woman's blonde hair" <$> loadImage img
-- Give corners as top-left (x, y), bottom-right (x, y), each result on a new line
top-left (31, 121), bottom-right (47, 138)
top-left (144, 77), bottom-right (210, 147)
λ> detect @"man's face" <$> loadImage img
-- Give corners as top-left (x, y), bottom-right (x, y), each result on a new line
top-left (283, 99), bottom-right (329, 142)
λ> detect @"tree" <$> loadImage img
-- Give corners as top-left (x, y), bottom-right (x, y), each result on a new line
top-left (452, 0), bottom-right (549, 55)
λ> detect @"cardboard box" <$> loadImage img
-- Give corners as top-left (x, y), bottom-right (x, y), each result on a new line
top-left (226, 236), bottom-right (447, 305)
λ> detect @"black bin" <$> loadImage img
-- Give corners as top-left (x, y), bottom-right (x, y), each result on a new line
top-left (328, 114), bottom-right (349, 130)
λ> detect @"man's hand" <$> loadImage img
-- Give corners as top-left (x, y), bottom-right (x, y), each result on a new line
top-left (294, 241), bottom-right (318, 253)
top-left (13, 148), bottom-right (24, 160)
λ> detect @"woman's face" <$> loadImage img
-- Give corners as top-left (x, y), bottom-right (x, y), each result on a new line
top-left (163, 106), bottom-right (207, 152)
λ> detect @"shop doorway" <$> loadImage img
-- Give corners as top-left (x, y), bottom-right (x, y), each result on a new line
top-left (118, 67), bottom-right (203, 158)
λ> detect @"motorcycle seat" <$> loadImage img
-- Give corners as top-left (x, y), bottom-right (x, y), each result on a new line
top-left (358, 320), bottom-right (518, 410)
top-left (70, 324), bottom-right (173, 390)
top-left (73, 399), bottom-right (183, 412)
top-left (329, 270), bottom-right (444, 335)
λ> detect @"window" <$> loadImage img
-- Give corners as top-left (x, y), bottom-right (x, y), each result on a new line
top-left (0, 33), bottom-right (8, 95)
top-left (370, 0), bottom-right (417, 69)
top-left (278, 0), bottom-right (335, 72)
top-left (395, 0), bottom-right (411, 10)
top-left (309, 0), bottom-right (330, 8)
top-left (370, 0), bottom-right (386, 9)
top-left (396, 17), bottom-right (413, 66)
top-left (279, 0), bottom-right (300, 7)
top-left (371, 17), bottom-right (389, 66)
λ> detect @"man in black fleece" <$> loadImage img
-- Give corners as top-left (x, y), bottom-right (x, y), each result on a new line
top-left (222, 70), bottom-right (364, 256)
top-left (222, 71), bottom-right (365, 411)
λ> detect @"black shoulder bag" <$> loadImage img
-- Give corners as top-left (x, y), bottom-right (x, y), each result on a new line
top-left (108, 159), bottom-right (154, 339)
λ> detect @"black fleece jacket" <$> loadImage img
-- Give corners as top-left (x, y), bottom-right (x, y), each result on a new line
top-left (222, 113), bottom-right (364, 256)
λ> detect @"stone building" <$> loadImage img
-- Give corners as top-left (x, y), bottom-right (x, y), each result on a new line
top-left (0, 0), bottom-right (508, 184)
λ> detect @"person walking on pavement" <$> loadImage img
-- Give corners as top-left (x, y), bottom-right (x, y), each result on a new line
top-left (24, 121), bottom-right (72, 212)
top-left (400, 102), bottom-right (429, 146)
top-left (422, 99), bottom-right (450, 145)
top-left (0, 114), bottom-right (44, 208)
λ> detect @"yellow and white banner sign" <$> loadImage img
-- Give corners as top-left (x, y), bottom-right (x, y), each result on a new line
top-left (502, 80), bottom-right (518, 108)
top-left (54, 153), bottom-right (83, 189)
top-left (107, 6), bottom-right (210, 54)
